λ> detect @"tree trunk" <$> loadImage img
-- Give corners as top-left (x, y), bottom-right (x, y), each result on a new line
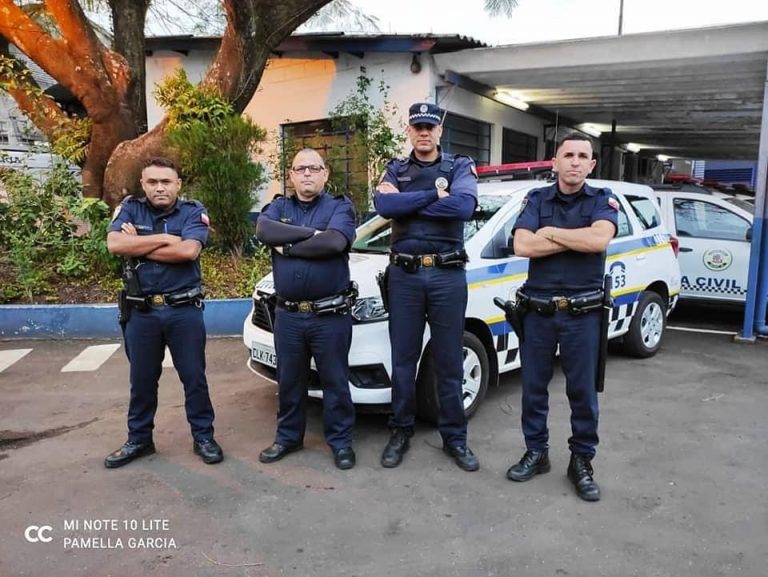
top-left (111, 0), bottom-right (151, 134)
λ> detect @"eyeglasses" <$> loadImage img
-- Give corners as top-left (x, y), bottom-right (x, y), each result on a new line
top-left (291, 165), bottom-right (325, 174)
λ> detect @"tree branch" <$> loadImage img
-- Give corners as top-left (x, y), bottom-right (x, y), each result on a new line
top-left (0, 0), bottom-right (79, 85)
top-left (202, 0), bottom-right (334, 112)
top-left (0, 55), bottom-right (71, 139)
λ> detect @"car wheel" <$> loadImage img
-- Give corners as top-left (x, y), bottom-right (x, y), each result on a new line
top-left (416, 331), bottom-right (490, 424)
top-left (623, 291), bottom-right (666, 358)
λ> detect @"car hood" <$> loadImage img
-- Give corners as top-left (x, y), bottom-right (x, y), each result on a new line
top-left (251, 252), bottom-right (389, 299)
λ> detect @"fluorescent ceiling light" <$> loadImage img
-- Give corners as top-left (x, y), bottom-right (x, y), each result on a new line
top-left (578, 124), bottom-right (602, 138)
top-left (494, 90), bottom-right (529, 111)
top-left (626, 143), bottom-right (641, 153)
top-left (657, 154), bottom-right (670, 162)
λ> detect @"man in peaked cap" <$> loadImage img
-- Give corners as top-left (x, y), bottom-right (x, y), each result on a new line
top-left (373, 102), bottom-right (480, 472)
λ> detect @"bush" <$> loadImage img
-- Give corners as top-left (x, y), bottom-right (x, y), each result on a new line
top-left (157, 70), bottom-right (267, 257)
top-left (0, 161), bottom-right (120, 303)
top-left (0, 159), bottom-right (273, 305)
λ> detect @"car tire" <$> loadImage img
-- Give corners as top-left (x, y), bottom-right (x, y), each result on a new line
top-left (415, 331), bottom-right (489, 424)
top-left (623, 291), bottom-right (667, 358)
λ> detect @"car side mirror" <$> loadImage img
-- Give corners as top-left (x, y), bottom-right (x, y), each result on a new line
top-left (507, 234), bottom-right (515, 256)
top-left (746, 226), bottom-right (752, 241)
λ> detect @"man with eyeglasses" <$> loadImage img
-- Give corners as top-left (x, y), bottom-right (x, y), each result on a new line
top-left (104, 157), bottom-right (223, 469)
top-left (374, 102), bottom-right (480, 472)
top-left (255, 148), bottom-right (358, 470)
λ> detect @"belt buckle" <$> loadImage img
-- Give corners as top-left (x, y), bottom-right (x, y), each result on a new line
top-left (151, 294), bottom-right (165, 306)
top-left (554, 297), bottom-right (569, 311)
top-left (298, 302), bottom-right (312, 313)
top-left (421, 255), bottom-right (435, 267)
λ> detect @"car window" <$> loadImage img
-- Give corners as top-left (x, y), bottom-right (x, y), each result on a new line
top-left (673, 198), bottom-right (751, 242)
top-left (615, 198), bottom-right (632, 238)
top-left (624, 194), bottom-right (661, 230)
top-left (351, 195), bottom-right (508, 254)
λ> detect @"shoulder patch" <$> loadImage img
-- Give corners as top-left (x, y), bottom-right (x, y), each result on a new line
top-left (201, 212), bottom-right (210, 226)
top-left (607, 197), bottom-right (620, 211)
top-left (469, 163), bottom-right (478, 178)
top-left (520, 196), bottom-right (529, 211)
top-left (111, 204), bottom-right (122, 222)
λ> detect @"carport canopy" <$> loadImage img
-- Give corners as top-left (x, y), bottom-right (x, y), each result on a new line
top-left (433, 21), bottom-right (768, 161)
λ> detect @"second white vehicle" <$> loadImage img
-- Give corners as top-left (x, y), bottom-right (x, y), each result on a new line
top-left (653, 185), bottom-right (754, 303)
top-left (245, 171), bottom-right (682, 422)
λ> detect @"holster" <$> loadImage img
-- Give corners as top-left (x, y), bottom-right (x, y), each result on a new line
top-left (117, 289), bottom-right (131, 326)
top-left (493, 294), bottom-right (528, 342)
top-left (376, 266), bottom-right (390, 312)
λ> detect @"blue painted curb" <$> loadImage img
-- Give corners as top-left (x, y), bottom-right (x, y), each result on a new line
top-left (0, 299), bottom-right (252, 340)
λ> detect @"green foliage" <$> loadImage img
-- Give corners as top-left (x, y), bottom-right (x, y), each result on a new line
top-left (0, 161), bottom-right (119, 303)
top-left (327, 68), bottom-right (406, 214)
top-left (154, 68), bottom-right (233, 128)
top-left (157, 71), bottom-right (267, 256)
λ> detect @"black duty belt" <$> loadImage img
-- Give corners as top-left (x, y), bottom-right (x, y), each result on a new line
top-left (275, 283), bottom-right (358, 315)
top-left (517, 289), bottom-right (603, 316)
top-left (389, 250), bottom-right (467, 272)
top-left (126, 287), bottom-right (204, 309)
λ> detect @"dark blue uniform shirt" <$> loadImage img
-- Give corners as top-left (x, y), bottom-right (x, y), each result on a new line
top-left (514, 183), bottom-right (618, 293)
top-left (374, 150), bottom-right (478, 255)
top-left (109, 197), bottom-right (209, 294)
top-left (260, 192), bottom-right (356, 301)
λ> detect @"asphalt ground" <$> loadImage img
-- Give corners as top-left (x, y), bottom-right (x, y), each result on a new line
top-left (1, 307), bottom-right (767, 577)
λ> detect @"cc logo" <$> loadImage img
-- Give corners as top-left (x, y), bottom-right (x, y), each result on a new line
top-left (24, 525), bottom-right (53, 543)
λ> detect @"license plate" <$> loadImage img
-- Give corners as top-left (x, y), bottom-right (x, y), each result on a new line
top-left (251, 342), bottom-right (277, 368)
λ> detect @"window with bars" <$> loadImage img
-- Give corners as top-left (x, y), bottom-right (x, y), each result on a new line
top-left (280, 117), bottom-right (369, 211)
top-left (441, 113), bottom-right (490, 166)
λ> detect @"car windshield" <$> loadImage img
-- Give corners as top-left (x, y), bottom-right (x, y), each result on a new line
top-left (351, 194), bottom-right (509, 254)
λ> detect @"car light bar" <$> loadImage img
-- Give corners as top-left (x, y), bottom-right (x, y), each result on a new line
top-left (476, 160), bottom-right (554, 180)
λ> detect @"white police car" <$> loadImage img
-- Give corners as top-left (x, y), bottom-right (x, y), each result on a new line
top-left (653, 185), bottom-right (754, 303)
top-left (244, 166), bottom-right (681, 422)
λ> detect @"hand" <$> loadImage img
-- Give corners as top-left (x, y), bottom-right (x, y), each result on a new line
top-left (120, 222), bottom-right (137, 235)
top-left (376, 182), bottom-right (399, 194)
top-left (536, 226), bottom-right (558, 243)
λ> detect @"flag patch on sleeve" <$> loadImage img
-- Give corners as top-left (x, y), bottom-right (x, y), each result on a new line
top-left (201, 213), bottom-right (210, 226)
top-left (608, 197), bottom-right (620, 211)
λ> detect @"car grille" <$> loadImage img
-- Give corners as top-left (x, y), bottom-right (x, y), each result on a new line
top-left (251, 297), bottom-right (275, 333)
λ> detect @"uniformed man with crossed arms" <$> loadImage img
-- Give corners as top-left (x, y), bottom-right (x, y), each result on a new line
top-left (374, 102), bottom-right (480, 472)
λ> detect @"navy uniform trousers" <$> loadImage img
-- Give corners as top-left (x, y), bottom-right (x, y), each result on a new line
top-left (519, 307), bottom-right (601, 457)
top-left (124, 303), bottom-right (215, 443)
top-left (273, 308), bottom-right (354, 450)
top-left (388, 264), bottom-right (468, 446)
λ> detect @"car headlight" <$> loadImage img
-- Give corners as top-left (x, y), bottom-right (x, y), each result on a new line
top-left (351, 296), bottom-right (389, 323)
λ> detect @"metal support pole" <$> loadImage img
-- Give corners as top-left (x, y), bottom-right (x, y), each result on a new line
top-left (618, 0), bottom-right (625, 36)
top-left (737, 60), bottom-right (768, 341)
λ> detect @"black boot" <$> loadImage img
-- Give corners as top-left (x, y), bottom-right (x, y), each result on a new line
top-left (104, 440), bottom-right (155, 469)
top-left (381, 428), bottom-right (411, 468)
top-left (506, 449), bottom-right (550, 482)
top-left (568, 453), bottom-right (601, 501)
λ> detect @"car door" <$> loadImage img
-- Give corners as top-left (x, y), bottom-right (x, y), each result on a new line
top-left (671, 194), bottom-right (752, 302)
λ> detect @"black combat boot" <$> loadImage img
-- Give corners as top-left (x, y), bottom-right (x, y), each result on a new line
top-left (567, 453), bottom-right (601, 501)
top-left (506, 449), bottom-right (550, 482)
top-left (381, 428), bottom-right (411, 468)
